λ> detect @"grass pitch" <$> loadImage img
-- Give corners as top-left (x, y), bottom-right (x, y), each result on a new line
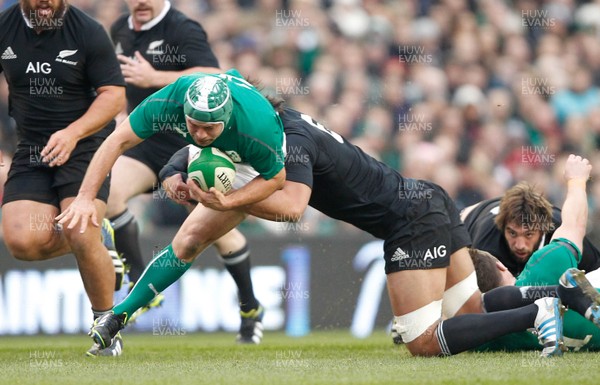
top-left (0, 330), bottom-right (595, 385)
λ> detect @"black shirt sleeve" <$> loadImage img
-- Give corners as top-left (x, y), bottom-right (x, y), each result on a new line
top-left (159, 145), bottom-right (190, 183)
top-left (580, 236), bottom-right (600, 272)
top-left (284, 131), bottom-right (315, 188)
top-left (85, 24), bottom-right (125, 89)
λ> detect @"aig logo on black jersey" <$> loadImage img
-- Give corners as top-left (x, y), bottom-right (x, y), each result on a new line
top-left (26, 61), bottom-right (51, 74)
top-left (55, 49), bottom-right (78, 66)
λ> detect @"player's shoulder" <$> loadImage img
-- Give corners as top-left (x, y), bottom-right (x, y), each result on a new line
top-left (163, 7), bottom-right (205, 32)
top-left (463, 197), bottom-right (501, 227)
top-left (110, 13), bottom-right (129, 34)
top-left (0, 4), bottom-right (21, 32)
top-left (0, 3), bottom-right (19, 18)
top-left (280, 108), bottom-right (310, 131)
top-left (224, 68), bottom-right (245, 81)
top-left (164, 7), bottom-right (192, 24)
top-left (65, 5), bottom-right (104, 31)
top-left (474, 198), bottom-right (501, 216)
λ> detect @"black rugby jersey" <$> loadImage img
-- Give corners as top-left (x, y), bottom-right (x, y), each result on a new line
top-left (463, 197), bottom-right (600, 276)
top-left (110, 5), bottom-right (219, 113)
top-left (281, 107), bottom-right (410, 240)
top-left (0, 4), bottom-right (124, 145)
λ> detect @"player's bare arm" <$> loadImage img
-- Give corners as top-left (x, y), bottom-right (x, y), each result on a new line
top-left (188, 167), bottom-right (286, 211)
top-left (41, 85), bottom-right (125, 167)
top-left (243, 180), bottom-right (312, 221)
top-left (118, 52), bottom-right (220, 89)
top-left (550, 154), bottom-right (592, 250)
top-left (56, 117), bottom-right (143, 232)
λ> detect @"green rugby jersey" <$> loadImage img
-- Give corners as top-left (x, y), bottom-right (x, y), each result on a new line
top-left (129, 68), bottom-right (284, 180)
top-left (476, 238), bottom-right (600, 352)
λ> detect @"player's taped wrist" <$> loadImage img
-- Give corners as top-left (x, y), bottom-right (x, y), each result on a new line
top-left (567, 178), bottom-right (588, 189)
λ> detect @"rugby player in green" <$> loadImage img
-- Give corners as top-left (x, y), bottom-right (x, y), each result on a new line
top-left (57, 69), bottom-right (286, 348)
top-left (472, 251), bottom-right (600, 351)
top-left (471, 155), bottom-right (600, 352)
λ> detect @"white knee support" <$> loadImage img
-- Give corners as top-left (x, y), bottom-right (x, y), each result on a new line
top-left (394, 299), bottom-right (442, 343)
top-left (442, 271), bottom-right (478, 318)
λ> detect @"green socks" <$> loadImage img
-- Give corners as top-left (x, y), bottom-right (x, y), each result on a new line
top-left (114, 244), bottom-right (191, 318)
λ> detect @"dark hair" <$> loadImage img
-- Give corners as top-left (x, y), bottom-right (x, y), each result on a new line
top-left (494, 182), bottom-right (553, 233)
top-left (246, 76), bottom-right (286, 113)
top-left (468, 248), bottom-right (503, 293)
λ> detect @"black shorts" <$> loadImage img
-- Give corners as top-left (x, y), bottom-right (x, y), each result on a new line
top-left (2, 137), bottom-right (110, 207)
top-left (123, 132), bottom-right (189, 178)
top-left (383, 180), bottom-right (471, 274)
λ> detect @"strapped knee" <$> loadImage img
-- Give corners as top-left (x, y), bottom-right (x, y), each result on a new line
top-left (394, 299), bottom-right (442, 343)
top-left (442, 271), bottom-right (478, 317)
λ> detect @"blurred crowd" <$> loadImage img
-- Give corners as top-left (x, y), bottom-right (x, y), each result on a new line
top-left (1, 0), bottom-right (600, 239)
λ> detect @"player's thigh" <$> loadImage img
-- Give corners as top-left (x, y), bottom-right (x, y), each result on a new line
top-left (106, 155), bottom-right (157, 216)
top-left (387, 268), bottom-right (447, 315)
top-left (445, 247), bottom-right (476, 287)
top-left (2, 200), bottom-right (61, 259)
top-left (173, 204), bottom-right (247, 262)
top-left (1, 154), bottom-right (63, 258)
top-left (434, 182), bottom-right (481, 315)
top-left (209, 163), bottom-right (257, 254)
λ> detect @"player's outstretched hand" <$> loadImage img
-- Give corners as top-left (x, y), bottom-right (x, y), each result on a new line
top-left (186, 179), bottom-right (231, 211)
top-left (55, 197), bottom-right (99, 234)
top-left (564, 154), bottom-right (592, 183)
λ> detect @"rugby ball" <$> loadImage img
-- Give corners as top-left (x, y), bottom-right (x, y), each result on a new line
top-left (187, 147), bottom-right (236, 193)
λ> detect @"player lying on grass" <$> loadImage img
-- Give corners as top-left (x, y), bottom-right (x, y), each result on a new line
top-left (471, 252), bottom-right (600, 351)
top-left (461, 181), bottom-right (600, 276)
top-left (465, 156), bottom-right (600, 351)
top-left (155, 107), bottom-right (597, 357)
top-left (391, 158), bottom-right (600, 350)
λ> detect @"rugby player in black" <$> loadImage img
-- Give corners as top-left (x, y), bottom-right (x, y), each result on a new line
top-left (107, 0), bottom-right (265, 343)
top-left (0, 0), bottom-right (125, 356)
top-left (461, 183), bottom-right (600, 276)
top-left (163, 107), bottom-right (575, 357)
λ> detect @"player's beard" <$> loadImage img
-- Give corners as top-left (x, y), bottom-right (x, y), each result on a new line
top-left (20, 0), bottom-right (68, 31)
